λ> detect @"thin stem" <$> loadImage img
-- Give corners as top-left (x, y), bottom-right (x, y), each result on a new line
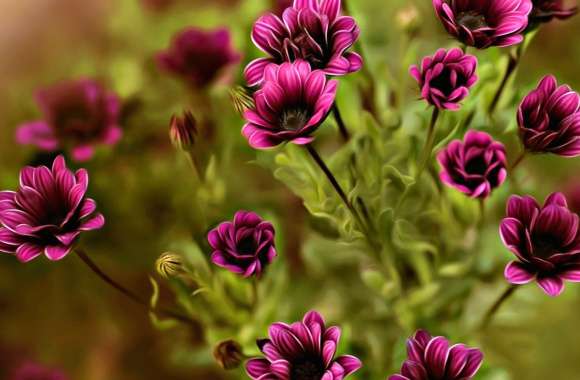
top-left (479, 284), bottom-right (518, 330)
top-left (418, 108), bottom-right (440, 177)
top-left (478, 198), bottom-right (486, 228)
top-left (510, 150), bottom-right (527, 171)
top-left (251, 278), bottom-right (259, 311)
top-left (332, 103), bottom-right (350, 142)
top-left (488, 47), bottom-right (522, 115)
top-left (187, 149), bottom-right (204, 182)
top-left (76, 249), bottom-right (197, 326)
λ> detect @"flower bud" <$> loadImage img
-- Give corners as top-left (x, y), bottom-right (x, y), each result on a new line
top-left (396, 5), bottom-right (421, 35)
top-left (229, 86), bottom-right (254, 117)
top-left (169, 111), bottom-right (197, 151)
top-left (213, 340), bottom-right (244, 370)
top-left (155, 252), bottom-right (184, 279)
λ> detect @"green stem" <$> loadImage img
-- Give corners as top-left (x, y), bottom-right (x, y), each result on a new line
top-left (510, 150), bottom-right (527, 171)
top-left (418, 108), bottom-right (441, 177)
top-left (479, 284), bottom-right (518, 330)
top-left (488, 45), bottom-right (523, 115)
top-left (332, 103), bottom-right (351, 142)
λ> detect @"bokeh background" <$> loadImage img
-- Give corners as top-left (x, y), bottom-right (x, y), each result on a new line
top-left (0, 0), bottom-right (579, 379)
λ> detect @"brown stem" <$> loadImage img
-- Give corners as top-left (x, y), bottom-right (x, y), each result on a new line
top-left (418, 108), bottom-right (440, 177)
top-left (76, 249), bottom-right (198, 327)
top-left (479, 284), bottom-right (518, 330)
top-left (488, 46), bottom-right (522, 115)
top-left (332, 103), bottom-right (350, 142)
top-left (510, 150), bottom-right (527, 171)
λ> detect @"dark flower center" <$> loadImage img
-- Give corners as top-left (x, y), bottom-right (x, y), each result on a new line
top-left (457, 11), bottom-right (487, 29)
top-left (290, 356), bottom-right (325, 380)
top-left (465, 156), bottom-right (487, 175)
top-left (429, 68), bottom-right (464, 95)
top-left (281, 109), bottom-right (309, 131)
top-left (54, 103), bottom-right (101, 141)
top-left (237, 236), bottom-right (257, 255)
top-left (533, 233), bottom-right (560, 258)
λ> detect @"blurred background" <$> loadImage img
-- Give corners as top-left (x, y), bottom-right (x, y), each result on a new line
top-left (0, 0), bottom-right (579, 379)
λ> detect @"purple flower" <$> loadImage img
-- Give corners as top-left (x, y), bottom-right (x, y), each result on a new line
top-left (16, 79), bottom-right (122, 162)
top-left (388, 330), bottom-right (483, 380)
top-left (242, 60), bottom-right (337, 149)
top-left (0, 156), bottom-right (104, 263)
top-left (409, 48), bottom-right (478, 111)
top-left (246, 310), bottom-right (362, 380)
top-left (208, 211), bottom-right (276, 277)
top-left (432, 0), bottom-right (533, 49)
top-left (245, 0), bottom-right (362, 86)
top-left (517, 75), bottom-right (580, 157)
top-left (437, 131), bottom-right (507, 198)
top-left (157, 27), bottom-right (241, 89)
top-left (500, 192), bottom-right (580, 297)
top-left (529, 0), bottom-right (578, 25)
top-left (169, 110), bottom-right (198, 151)
top-left (9, 361), bottom-right (68, 380)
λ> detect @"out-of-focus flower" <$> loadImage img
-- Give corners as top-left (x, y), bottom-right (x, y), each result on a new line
top-left (437, 131), bottom-right (507, 198)
top-left (155, 252), bottom-right (185, 279)
top-left (564, 180), bottom-right (580, 214)
top-left (208, 211), bottom-right (276, 277)
top-left (16, 79), bottom-right (122, 162)
top-left (432, 0), bottom-right (533, 49)
top-left (517, 75), bottom-right (580, 157)
top-left (528, 0), bottom-right (578, 26)
top-left (388, 330), bottom-right (483, 380)
top-left (229, 86), bottom-right (255, 117)
top-left (245, 0), bottom-right (362, 86)
top-left (271, 0), bottom-right (293, 16)
top-left (243, 60), bottom-right (337, 149)
top-left (396, 5), bottom-right (421, 35)
top-left (0, 156), bottom-right (104, 263)
top-left (213, 339), bottom-right (245, 370)
top-left (500, 192), bottom-right (580, 297)
top-left (156, 27), bottom-right (241, 89)
top-left (246, 310), bottom-right (362, 380)
top-left (169, 110), bottom-right (198, 151)
top-left (9, 361), bottom-right (68, 380)
top-left (410, 48), bottom-right (478, 110)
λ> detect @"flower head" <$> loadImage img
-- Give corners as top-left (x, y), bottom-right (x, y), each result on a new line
top-left (157, 27), bottom-right (241, 88)
top-left (246, 310), bottom-right (362, 380)
top-left (500, 192), bottom-right (580, 297)
top-left (169, 110), bottom-right (198, 151)
top-left (432, 0), bottom-right (533, 49)
top-left (208, 211), bottom-right (276, 277)
top-left (517, 75), bottom-right (580, 157)
top-left (213, 339), bottom-right (245, 370)
top-left (9, 361), bottom-right (68, 380)
top-left (0, 156), bottom-right (104, 263)
top-left (16, 79), bottom-right (122, 162)
top-left (529, 0), bottom-right (578, 26)
top-left (410, 48), bottom-right (478, 110)
top-left (245, 0), bottom-right (362, 86)
top-left (243, 60), bottom-right (337, 149)
top-left (388, 330), bottom-right (483, 380)
top-left (437, 131), bottom-right (507, 198)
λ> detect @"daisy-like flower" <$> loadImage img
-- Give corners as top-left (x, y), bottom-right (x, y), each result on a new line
top-left (528, 0), bottom-right (578, 26)
top-left (409, 48), bottom-right (478, 111)
top-left (517, 75), bottom-right (580, 157)
top-left (245, 0), bottom-right (362, 86)
top-left (501, 192), bottom-right (580, 297)
top-left (0, 156), bottom-right (104, 263)
top-left (208, 211), bottom-right (276, 277)
top-left (156, 27), bottom-right (241, 89)
top-left (388, 330), bottom-right (483, 380)
top-left (437, 131), bottom-right (507, 198)
top-left (16, 79), bottom-right (122, 162)
top-left (246, 310), bottom-right (362, 379)
top-left (243, 60), bottom-right (337, 149)
top-left (432, 0), bottom-right (533, 49)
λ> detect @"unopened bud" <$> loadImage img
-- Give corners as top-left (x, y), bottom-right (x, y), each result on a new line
top-left (169, 110), bottom-right (197, 151)
top-left (230, 86), bottom-right (255, 117)
top-left (396, 5), bottom-right (421, 35)
top-left (156, 252), bottom-right (184, 279)
top-left (213, 339), bottom-right (245, 370)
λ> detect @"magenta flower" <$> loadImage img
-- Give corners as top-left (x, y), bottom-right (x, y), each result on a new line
top-left (9, 361), bottom-right (68, 380)
top-left (500, 192), bottom-right (580, 297)
top-left (437, 131), bottom-right (507, 198)
top-left (388, 330), bottom-right (483, 380)
top-left (16, 79), bottom-right (122, 162)
top-left (245, 0), bottom-right (362, 86)
top-left (410, 48), bottom-right (478, 111)
top-left (157, 27), bottom-right (241, 89)
top-left (432, 0), bottom-right (532, 49)
top-left (517, 75), bottom-right (580, 157)
top-left (208, 211), bottom-right (276, 277)
top-left (246, 310), bottom-right (362, 380)
top-left (242, 60), bottom-right (337, 149)
top-left (0, 156), bottom-right (104, 263)
top-left (529, 0), bottom-right (578, 26)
